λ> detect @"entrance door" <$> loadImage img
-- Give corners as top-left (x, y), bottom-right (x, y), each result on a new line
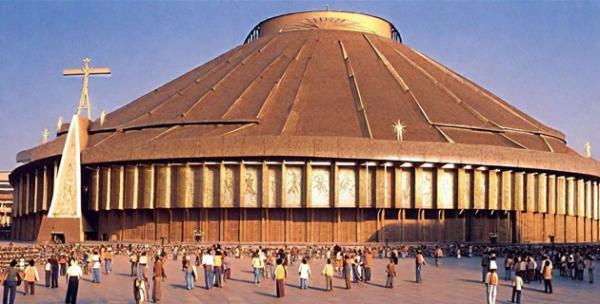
top-left (51, 233), bottom-right (65, 244)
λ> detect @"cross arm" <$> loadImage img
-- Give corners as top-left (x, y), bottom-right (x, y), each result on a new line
top-left (63, 67), bottom-right (112, 76)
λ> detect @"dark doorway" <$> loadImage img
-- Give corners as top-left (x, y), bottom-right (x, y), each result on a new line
top-left (51, 233), bottom-right (65, 244)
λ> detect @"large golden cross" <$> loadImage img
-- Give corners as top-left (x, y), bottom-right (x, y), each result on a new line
top-left (63, 57), bottom-right (111, 119)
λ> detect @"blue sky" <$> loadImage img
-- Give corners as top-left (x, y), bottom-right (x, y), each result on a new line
top-left (0, 0), bottom-right (598, 169)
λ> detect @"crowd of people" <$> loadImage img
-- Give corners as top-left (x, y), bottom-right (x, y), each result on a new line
top-left (0, 242), bottom-right (596, 304)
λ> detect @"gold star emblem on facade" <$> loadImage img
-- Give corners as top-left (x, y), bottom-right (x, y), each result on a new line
top-left (393, 120), bottom-right (406, 142)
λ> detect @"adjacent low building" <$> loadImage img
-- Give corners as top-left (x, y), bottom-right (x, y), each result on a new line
top-left (10, 10), bottom-right (600, 244)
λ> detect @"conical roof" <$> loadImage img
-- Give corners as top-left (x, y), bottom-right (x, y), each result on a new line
top-left (89, 11), bottom-right (566, 151)
top-left (19, 10), bottom-right (600, 177)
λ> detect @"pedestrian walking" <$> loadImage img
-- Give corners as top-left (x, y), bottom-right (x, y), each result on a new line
top-left (298, 258), bottom-right (311, 290)
top-left (50, 255), bottom-right (60, 288)
top-left (44, 259), bottom-right (51, 287)
top-left (92, 251), bottom-right (101, 283)
top-left (585, 255), bottom-right (594, 284)
top-left (202, 250), bottom-right (215, 290)
top-left (214, 250), bottom-right (223, 288)
top-left (485, 265), bottom-right (499, 304)
top-left (543, 261), bottom-right (553, 293)
top-left (322, 259), bottom-right (334, 292)
top-left (251, 252), bottom-right (263, 284)
top-left (415, 249), bottom-right (426, 283)
top-left (222, 251), bottom-right (231, 283)
top-left (1, 260), bottom-right (20, 304)
top-left (343, 255), bottom-right (352, 289)
top-left (274, 258), bottom-right (286, 298)
top-left (152, 254), bottom-right (167, 303)
top-left (23, 259), bottom-right (38, 296)
top-left (65, 258), bottom-right (82, 304)
top-left (385, 258), bottom-right (396, 288)
top-left (511, 273), bottom-right (523, 304)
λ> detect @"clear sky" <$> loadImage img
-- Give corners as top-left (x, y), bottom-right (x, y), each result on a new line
top-left (0, 0), bottom-right (598, 170)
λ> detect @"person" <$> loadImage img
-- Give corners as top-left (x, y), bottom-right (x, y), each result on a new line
top-left (363, 249), bottom-right (373, 282)
top-left (65, 258), bottom-right (82, 304)
top-left (481, 249), bottom-right (490, 282)
top-left (504, 254), bottom-right (514, 281)
top-left (415, 249), bottom-right (426, 283)
top-left (44, 259), bottom-right (52, 287)
top-left (274, 258), bottom-right (286, 298)
top-left (130, 251), bottom-right (138, 277)
top-left (343, 255), bottom-right (352, 289)
top-left (251, 252), bottom-right (263, 285)
top-left (265, 253), bottom-right (274, 280)
top-left (298, 258), bottom-right (311, 290)
top-left (133, 275), bottom-right (147, 304)
top-left (485, 265), bottom-right (499, 304)
top-left (434, 246), bottom-right (443, 267)
top-left (214, 250), bottom-right (223, 288)
top-left (59, 255), bottom-right (67, 276)
top-left (50, 255), bottom-right (60, 288)
top-left (585, 255), bottom-right (594, 284)
top-left (104, 248), bottom-right (113, 274)
top-left (385, 258), bottom-right (396, 288)
top-left (511, 273), bottom-right (523, 304)
top-left (543, 261), bottom-right (553, 293)
top-left (23, 259), bottom-right (38, 296)
top-left (222, 251), bottom-right (231, 283)
top-left (152, 254), bottom-right (167, 303)
top-left (201, 250), bottom-right (214, 290)
top-left (322, 259), bottom-right (334, 292)
top-left (183, 256), bottom-right (194, 290)
top-left (1, 260), bottom-right (20, 304)
top-left (92, 251), bottom-right (101, 283)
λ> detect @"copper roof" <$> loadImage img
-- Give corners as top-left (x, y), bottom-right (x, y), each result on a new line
top-left (16, 11), bottom-right (598, 177)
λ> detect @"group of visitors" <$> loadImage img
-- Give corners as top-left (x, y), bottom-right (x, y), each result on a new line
top-left (0, 241), bottom-right (596, 303)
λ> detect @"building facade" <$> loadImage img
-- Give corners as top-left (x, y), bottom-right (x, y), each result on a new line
top-left (10, 11), bottom-right (600, 244)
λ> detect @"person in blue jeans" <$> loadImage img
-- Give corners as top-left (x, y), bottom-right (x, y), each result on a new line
top-left (2, 259), bottom-right (19, 304)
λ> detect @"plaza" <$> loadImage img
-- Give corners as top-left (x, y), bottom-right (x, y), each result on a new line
top-left (8, 247), bottom-right (600, 304)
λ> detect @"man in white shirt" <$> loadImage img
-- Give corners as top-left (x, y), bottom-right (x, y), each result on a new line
top-left (511, 273), bottom-right (523, 303)
top-left (201, 250), bottom-right (215, 290)
top-left (66, 259), bottom-right (83, 303)
top-left (298, 258), bottom-right (311, 290)
top-left (92, 251), bottom-right (101, 283)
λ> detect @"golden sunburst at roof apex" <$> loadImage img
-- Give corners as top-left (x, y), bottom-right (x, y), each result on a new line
top-left (244, 10), bottom-right (402, 43)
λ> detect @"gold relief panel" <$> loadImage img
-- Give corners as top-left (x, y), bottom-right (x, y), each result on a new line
top-left (139, 165), bottom-right (155, 209)
top-left (420, 169), bottom-right (433, 209)
top-left (474, 170), bottom-right (486, 210)
top-left (267, 166), bottom-right (281, 208)
top-left (243, 166), bottom-right (260, 208)
top-left (285, 166), bottom-right (303, 208)
top-left (384, 168), bottom-right (393, 208)
top-left (311, 167), bottom-right (330, 208)
top-left (204, 165), bottom-right (219, 208)
top-left (400, 168), bottom-right (413, 209)
top-left (89, 168), bottom-right (100, 211)
top-left (439, 169), bottom-right (456, 209)
top-left (585, 181), bottom-right (592, 219)
top-left (547, 175), bottom-right (556, 215)
top-left (338, 167), bottom-right (356, 208)
top-left (155, 165), bottom-right (170, 208)
top-left (538, 174), bottom-right (547, 213)
top-left (222, 166), bottom-right (238, 208)
top-left (190, 165), bottom-right (203, 208)
top-left (577, 179), bottom-right (585, 217)
top-left (174, 165), bottom-right (192, 208)
top-left (99, 167), bottom-right (111, 210)
top-left (556, 176), bottom-right (566, 215)
top-left (124, 166), bottom-right (137, 209)
top-left (592, 182), bottom-right (600, 220)
top-left (567, 178), bottom-right (575, 216)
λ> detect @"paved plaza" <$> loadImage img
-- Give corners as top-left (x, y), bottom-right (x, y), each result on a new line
top-left (9, 253), bottom-right (600, 304)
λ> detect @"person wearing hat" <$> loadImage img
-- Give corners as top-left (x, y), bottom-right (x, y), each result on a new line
top-left (415, 249), bottom-right (426, 283)
top-left (485, 264), bottom-right (499, 304)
